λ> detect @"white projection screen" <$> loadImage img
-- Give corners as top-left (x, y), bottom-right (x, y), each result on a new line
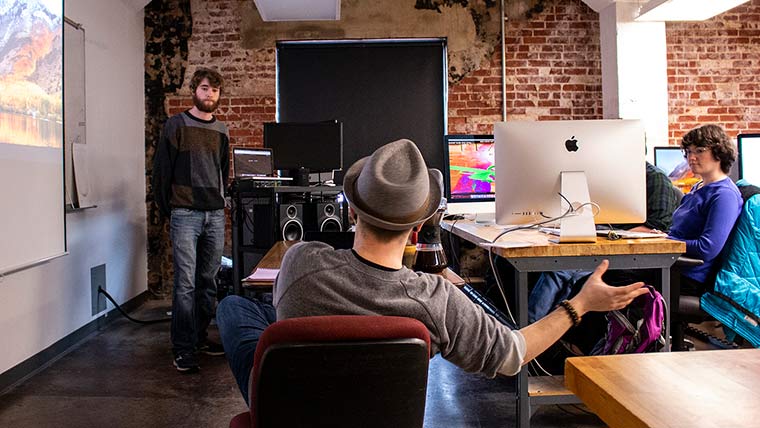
top-left (0, 0), bottom-right (66, 275)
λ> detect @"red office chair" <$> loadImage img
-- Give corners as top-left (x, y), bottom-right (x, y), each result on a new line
top-left (229, 315), bottom-right (431, 428)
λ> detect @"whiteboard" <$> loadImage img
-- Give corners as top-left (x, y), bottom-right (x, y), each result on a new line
top-left (0, 2), bottom-right (66, 274)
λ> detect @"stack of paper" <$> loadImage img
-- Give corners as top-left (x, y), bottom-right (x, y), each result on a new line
top-left (244, 268), bottom-right (279, 282)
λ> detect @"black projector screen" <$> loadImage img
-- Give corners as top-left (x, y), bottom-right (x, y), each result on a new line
top-left (276, 39), bottom-right (447, 181)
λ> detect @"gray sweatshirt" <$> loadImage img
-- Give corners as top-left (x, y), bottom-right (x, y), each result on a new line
top-left (273, 241), bottom-right (525, 377)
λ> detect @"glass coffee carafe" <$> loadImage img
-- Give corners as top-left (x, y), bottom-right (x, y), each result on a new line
top-left (412, 199), bottom-right (448, 274)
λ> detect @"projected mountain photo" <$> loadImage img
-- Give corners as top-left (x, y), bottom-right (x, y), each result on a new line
top-left (0, 0), bottom-right (62, 148)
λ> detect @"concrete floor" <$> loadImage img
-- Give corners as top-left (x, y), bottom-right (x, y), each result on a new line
top-left (0, 297), bottom-right (660, 428)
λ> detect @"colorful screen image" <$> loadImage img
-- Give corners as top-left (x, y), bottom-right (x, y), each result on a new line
top-left (654, 146), bottom-right (698, 194)
top-left (446, 137), bottom-right (495, 200)
top-left (0, 0), bottom-right (62, 149)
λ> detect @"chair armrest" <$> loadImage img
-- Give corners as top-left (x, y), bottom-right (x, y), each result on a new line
top-left (675, 256), bottom-right (704, 268)
top-left (679, 295), bottom-right (703, 316)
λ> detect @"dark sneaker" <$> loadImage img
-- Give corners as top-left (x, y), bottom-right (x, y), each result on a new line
top-left (173, 352), bottom-right (199, 373)
top-left (198, 340), bottom-right (225, 356)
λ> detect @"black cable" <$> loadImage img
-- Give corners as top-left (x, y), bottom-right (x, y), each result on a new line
top-left (98, 286), bottom-right (171, 324)
top-left (446, 217), bottom-right (475, 284)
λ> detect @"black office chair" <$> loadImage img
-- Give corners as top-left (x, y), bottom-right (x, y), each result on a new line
top-left (670, 184), bottom-right (760, 351)
top-left (229, 315), bottom-right (431, 428)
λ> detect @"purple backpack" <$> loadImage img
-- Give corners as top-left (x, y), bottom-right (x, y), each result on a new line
top-left (594, 285), bottom-right (666, 355)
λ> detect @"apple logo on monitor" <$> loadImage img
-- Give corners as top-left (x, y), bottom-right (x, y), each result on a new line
top-left (565, 136), bottom-right (579, 152)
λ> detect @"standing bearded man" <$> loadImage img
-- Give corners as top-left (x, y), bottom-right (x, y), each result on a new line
top-left (153, 67), bottom-right (229, 373)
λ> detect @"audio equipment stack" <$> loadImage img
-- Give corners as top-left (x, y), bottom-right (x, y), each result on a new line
top-left (229, 180), bottom-right (346, 294)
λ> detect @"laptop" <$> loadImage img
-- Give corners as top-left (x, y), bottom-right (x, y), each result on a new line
top-left (232, 147), bottom-right (292, 181)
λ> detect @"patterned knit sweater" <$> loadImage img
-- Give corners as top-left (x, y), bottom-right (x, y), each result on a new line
top-left (152, 110), bottom-right (229, 217)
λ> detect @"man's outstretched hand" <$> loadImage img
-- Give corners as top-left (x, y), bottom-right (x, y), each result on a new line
top-left (569, 260), bottom-right (649, 316)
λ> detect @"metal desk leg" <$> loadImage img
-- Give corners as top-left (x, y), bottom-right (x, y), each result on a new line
top-left (516, 270), bottom-right (531, 428)
top-left (660, 266), bottom-right (671, 352)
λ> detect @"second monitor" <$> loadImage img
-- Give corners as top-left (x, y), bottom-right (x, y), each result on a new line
top-left (494, 119), bottom-right (646, 229)
top-left (263, 120), bottom-right (343, 174)
top-left (738, 133), bottom-right (759, 185)
top-left (443, 134), bottom-right (495, 215)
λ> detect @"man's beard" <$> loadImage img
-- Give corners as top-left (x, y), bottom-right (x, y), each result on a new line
top-left (192, 93), bottom-right (219, 113)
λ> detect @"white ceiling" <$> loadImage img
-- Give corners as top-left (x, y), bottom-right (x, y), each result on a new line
top-left (252, 0), bottom-right (341, 21)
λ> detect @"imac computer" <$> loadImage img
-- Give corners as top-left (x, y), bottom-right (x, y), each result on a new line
top-left (738, 133), bottom-right (759, 185)
top-left (653, 146), bottom-right (696, 193)
top-left (443, 135), bottom-right (495, 216)
top-left (263, 120), bottom-right (343, 179)
top-left (494, 119), bottom-right (646, 242)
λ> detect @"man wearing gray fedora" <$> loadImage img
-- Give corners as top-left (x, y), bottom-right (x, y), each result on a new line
top-left (217, 139), bottom-right (648, 404)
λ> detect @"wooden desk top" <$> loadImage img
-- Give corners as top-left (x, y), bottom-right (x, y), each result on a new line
top-left (241, 241), bottom-right (298, 288)
top-left (243, 241), bottom-right (466, 289)
top-left (565, 349), bottom-right (760, 428)
top-left (443, 220), bottom-right (685, 259)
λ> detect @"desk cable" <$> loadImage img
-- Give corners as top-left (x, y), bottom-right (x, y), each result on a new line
top-left (230, 201), bottom-right (257, 244)
top-left (446, 217), bottom-right (477, 286)
top-left (486, 195), bottom-right (599, 377)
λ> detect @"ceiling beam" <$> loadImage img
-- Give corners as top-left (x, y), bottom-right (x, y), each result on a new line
top-left (581, 0), bottom-right (619, 13)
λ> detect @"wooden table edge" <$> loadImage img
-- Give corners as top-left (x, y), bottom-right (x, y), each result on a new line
top-left (565, 357), bottom-right (651, 428)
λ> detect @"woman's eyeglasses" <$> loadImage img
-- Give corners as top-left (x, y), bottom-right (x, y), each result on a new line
top-left (683, 147), bottom-right (709, 158)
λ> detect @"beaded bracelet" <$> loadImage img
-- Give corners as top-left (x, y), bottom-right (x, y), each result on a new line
top-left (558, 300), bottom-right (581, 327)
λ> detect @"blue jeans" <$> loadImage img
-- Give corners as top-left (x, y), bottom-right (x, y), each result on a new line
top-left (216, 295), bottom-right (276, 405)
top-left (170, 208), bottom-right (225, 356)
top-left (528, 270), bottom-right (590, 323)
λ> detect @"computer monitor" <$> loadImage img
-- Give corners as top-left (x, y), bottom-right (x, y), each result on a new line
top-left (653, 146), bottom-right (696, 193)
top-left (443, 135), bottom-right (495, 215)
top-left (738, 133), bottom-right (760, 185)
top-left (263, 121), bottom-right (343, 173)
top-left (494, 119), bottom-right (646, 240)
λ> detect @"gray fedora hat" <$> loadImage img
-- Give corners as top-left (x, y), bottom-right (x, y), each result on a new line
top-left (343, 139), bottom-right (443, 231)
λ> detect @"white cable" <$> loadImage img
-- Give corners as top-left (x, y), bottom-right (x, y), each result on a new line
top-left (483, 193), bottom-right (601, 376)
top-left (486, 203), bottom-right (577, 326)
top-left (531, 356), bottom-right (553, 376)
top-left (488, 247), bottom-right (517, 326)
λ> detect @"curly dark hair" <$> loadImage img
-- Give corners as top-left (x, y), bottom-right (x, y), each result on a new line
top-left (680, 124), bottom-right (736, 174)
top-left (189, 67), bottom-right (224, 94)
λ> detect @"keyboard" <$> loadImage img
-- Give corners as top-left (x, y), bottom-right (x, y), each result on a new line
top-left (539, 227), bottom-right (667, 239)
top-left (596, 229), bottom-right (668, 239)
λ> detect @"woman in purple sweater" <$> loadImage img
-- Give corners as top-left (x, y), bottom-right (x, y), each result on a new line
top-left (668, 124), bottom-right (743, 294)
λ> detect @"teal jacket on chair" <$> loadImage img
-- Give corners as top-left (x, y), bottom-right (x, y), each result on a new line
top-left (701, 183), bottom-right (760, 347)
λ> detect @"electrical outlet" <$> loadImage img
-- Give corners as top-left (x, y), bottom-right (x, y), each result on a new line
top-left (91, 264), bottom-right (106, 315)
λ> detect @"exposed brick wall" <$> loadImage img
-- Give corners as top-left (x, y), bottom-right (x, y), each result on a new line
top-left (164, 0), bottom-right (601, 143)
top-left (449, 0), bottom-right (602, 135)
top-left (666, 0), bottom-right (760, 144)
top-left (164, 1), bottom-right (277, 153)
top-left (164, 96), bottom-right (276, 146)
